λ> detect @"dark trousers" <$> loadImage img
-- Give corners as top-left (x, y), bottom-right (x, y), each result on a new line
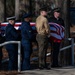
top-left (0, 47), bottom-right (2, 69)
top-left (6, 44), bottom-right (18, 71)
top-left (21, 41), bottom-right (32, 70)
top-left (51, 42), bottom-right (60, 66)
top-left (36, 34), bottom-right (48, 67)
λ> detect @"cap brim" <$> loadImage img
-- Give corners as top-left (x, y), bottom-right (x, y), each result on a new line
top-left (7, 16), bottom-right (16, 21)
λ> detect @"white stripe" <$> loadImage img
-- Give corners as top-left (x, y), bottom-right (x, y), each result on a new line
top-left (1, 22), bottom-right (8, 24)
top-left (1, 22), bottom-right (35, 25)
top-left (14, 27), bottom-right (19, 30)
top-left (15, 22), bottom-right (21, 25)
top-left (50, 33), bottom-right (62, 40)
top-left (30, 22), bottom-right (35, 24)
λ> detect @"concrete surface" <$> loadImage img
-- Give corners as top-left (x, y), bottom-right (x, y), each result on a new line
top-left (18, 66), bottom-right (75, 75)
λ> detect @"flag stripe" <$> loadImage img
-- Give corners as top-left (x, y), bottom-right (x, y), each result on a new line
top-left (49, 22), bottom-right (65, 42)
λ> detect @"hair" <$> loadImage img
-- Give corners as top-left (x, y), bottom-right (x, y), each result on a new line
top-left (39, 7), bottom-right (47, 12)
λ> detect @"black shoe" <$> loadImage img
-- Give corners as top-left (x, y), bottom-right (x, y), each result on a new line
top-left (39, 67), bottom-right (44, 70)
top-left (51, 65), bottom-right (62, 68)
top-left (57, 65), bottom-right (62, 67)
top-left (44, 65), bottom-right (51, 70)
top-left (45, 67), bottom-right (51, 70)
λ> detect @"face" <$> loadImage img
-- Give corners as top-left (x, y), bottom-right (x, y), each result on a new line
top-left (24, 18), bottom-right (30, 22)
top-left (24, 17), bottom-right (32, 22)
top-left (54, 12), bottom-right (60, 18)
top-left (8, 20), bottom-right (15, 25)
top-left (41, 11), bottom-right (47, 16)
top-left (28, 17), bottom-right (32, 22)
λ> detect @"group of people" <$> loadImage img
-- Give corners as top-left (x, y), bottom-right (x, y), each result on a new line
top-left (0, 7), bottom-right (65, 71)
top-left (36, 7), bottom-right (64, 69)
top-left (5, 14), bottom-right (33, 71)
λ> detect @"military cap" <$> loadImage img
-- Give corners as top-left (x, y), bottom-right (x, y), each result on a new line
top-left (7, 16), bottom-right (16, 21)
top-left (23, 13), bottom-right (32, 18)
top-left (53, 8), bottom-right (61, 13)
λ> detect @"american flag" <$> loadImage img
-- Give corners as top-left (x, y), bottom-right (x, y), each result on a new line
top-left (0, 22), bottom-right (65, 42)
top-left (49, 22), bottom-right (65, 42)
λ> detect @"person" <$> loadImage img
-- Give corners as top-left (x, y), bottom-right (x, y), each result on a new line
top-left (36, 7), bottom-right (50, 69)
top-left (5, 16), bottom-right (19, 70)
top-left (21, 13), bottom-right (33, 70)
top-left (49, 8), bottom-right (65, 68)
top-left (0, 34), bottom-right (3, 70)
top-left (0, 26), bottom-right (5, 70)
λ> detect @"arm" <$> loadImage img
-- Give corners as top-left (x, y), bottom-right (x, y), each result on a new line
top-left (44, 18), bottom-right (50, 35)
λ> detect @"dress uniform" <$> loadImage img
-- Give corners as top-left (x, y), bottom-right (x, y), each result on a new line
top-left (49, 8), bottom-right (65, 68)
top-left (0, 32), bottom-right (5, 70)
top-left (5, 16), bottom-right (19, 70)
top-left (36, 8), bottom-right (50, 69)
top-left (0, 34), bottom-right (3, 69)
top-left (21, 13), bottom-right (33, 70)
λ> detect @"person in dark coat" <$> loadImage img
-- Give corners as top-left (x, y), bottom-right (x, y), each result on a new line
top-left (0, 29), bottom-right (5, 70)
top-left (5, 16), bottom-right (19, 71)
top-left (0, 34), bottom-right (3, 70)
top-left (21, 13), bottom-right (33, 70)
top-left (49, 8), bottom-right (65, 68)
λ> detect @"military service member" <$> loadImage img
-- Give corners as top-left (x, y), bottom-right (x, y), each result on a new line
top-left (21, 13), bottom-right (33, 70)
top-left (36, 8), bottom-right (50, 69)
top-left (5, 16), bottom-right (19, 70)
top-left (49, 8), bottom-right (65, 68)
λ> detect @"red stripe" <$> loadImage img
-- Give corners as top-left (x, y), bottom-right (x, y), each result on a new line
top-left (30, 24), bottom-right (35, 26)
top-left (0, 24), bottom-right (7, 26)
top-left (50, 36), bottom-right (62, 42)
top-left (1, 23), bottom-right (36, 26)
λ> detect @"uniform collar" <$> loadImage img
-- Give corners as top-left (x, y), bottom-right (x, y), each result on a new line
top-left (24, 21), bottom-right (29, 23)
top-left (52, 17), bottom-right (60, 20)
top-left (8, 23), bottom-right (14, 26)
top-left (40, 15), bottom-right (45, 18)
top-left (23, 21), bottom-right (30, 25)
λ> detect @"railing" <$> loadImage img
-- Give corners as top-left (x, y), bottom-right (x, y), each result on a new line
top-left (0, 41), bottom-right (21, 72)
top-left (0, 38), bottom-right (75, 72)
top-left (60, 38), bottom-right (75, 66)
top-left (31, 38), bottom-right (75, 66)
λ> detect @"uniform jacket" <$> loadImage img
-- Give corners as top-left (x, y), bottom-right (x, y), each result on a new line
top-left (49, 17), bottom-right (65, 27)
top-left (5, 24), bottom-right (18, 41)
top-left (21, 21), bottom-right (33, 45)
top-left (36, 15), bottom-right (50, 35)
top-left (5, 23), bottom-right (19, 49)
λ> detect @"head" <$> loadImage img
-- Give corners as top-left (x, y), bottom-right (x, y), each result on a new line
top-left (54, 11), bottom-right (60, 18)
top-left (7, 16), bottom-right (15, 25)
top-left (24, 17), bottom-right (30, 22)
top-left (53, 8), bottom-right (61, 19)
top-left (23, 13), bottom-right (32, 22)
top-left (40, 8), bottom-right (47, 17)
top-left (8, 20), bottom-right (15, 25)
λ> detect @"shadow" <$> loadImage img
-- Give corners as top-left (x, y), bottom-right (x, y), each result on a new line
top-left (30, 63), bottom-right (39, 70)
top-left (1, 61), bottom-right (8, 71)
